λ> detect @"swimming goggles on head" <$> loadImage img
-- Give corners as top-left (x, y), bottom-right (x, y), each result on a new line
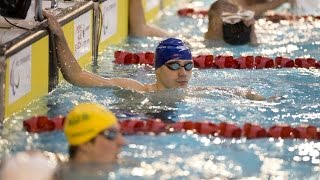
top-left (165, 62), bottom-right (194, 71)
top-left (221, 10), bottom-right (255, 24)
top-left (100, 128), bottom-right (120, 141)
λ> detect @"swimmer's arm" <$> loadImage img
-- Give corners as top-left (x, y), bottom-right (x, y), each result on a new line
top-left (215, 87), bottom-right (266, 101)
top-left (66, 70), bottom-right (148, 92)
top-left (233, 88), bottom-right (266, 101)
top-left (197, 86), bottom-right (266, 101)
top-left (250, 24), bottom-right (258, 45)
top-left (242, 19), bottom-right (258, 45)
top-left (43, 11), bottom-right (148, 92)
top-left (205, 17), bottom-right (223, 40)
top-left (129, 0), bottom-right (171, 37)
top-left (246, 0), bottom-right (288, 17)
top-left (57, 47), bottom-right (147, 91)
top-left (55, 35), bottom-right (147, 91)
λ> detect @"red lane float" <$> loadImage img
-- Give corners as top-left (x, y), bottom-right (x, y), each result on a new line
top-left (113, 51), bottom-right (320, 69)
top-left (119, 119), bottom-right (145, 134)
top-left (50, 115), bottom-right (65, 131)
top-left (219, 122), bottom-right (242, 138)
top-left (114, 51), bottom-right (137, 64)
top-left (243, 123), bottom-right (267, 139)
top-left (193, 55), bottom-right (214, 68)
top-left (236, 56), bottom-right (255, 69)
top-left (23, 115), bottom-right (65, 133)
top-left (293, 125), bottom-right (318, 139)
top-left (119, 119), bottom-right (167, 134)
top-left (295, 58), bottom-right (316, 68)
top-left (177, 8), bottom-right (194, 17)
top-left (177, 8), bottom-right (208, 17)
top-left (316, 61), bottom-right (320, 68)
top-left (194, 122), bottom-right (219, 135)
top-left (114, 51), bottom-right (154, 65)
top-left (146, 119), bottom-right (166, 134)
top-left (267, 124), bottom-right (293, 138)
top-left (23, 116), bottom-right (320, 140)
top-left (176, 7), bottom-right (320, 22)
top-left (134, 52), bottom-right (154, 65)
top-left (214, 56), bottom-right (238, 68)
top-left (275, 57), bottom-right (295, 68)
top-left (255, 56), bottom-right (274, 69)
top-left (265, 14), bottom-right (320, 23)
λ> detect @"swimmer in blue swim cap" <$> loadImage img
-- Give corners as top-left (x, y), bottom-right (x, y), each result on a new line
top-left (44, 11), bottom-right (266, 100)
top-left (154, 38), bottom-right (193, 89)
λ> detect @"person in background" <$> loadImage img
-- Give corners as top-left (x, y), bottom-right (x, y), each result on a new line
top-left (235, 0), bottom-right (289, 17)
top-left (0, 151), bottom-right (58, 180)
top-left (43, 10), bottom-right (267, 101)
top-left (205, 0), bottom-right (257, 45)
top-left (129, 0), bottom-right (171, 37)
top-left (205, 0), bottom-right (289, 44)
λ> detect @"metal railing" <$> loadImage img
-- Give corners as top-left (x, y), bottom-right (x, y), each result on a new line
top-left (0, 56), bottom-right (5, 125)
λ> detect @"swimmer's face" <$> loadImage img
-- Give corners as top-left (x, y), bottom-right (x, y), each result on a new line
top-left (86, 124), bottom-right (126, 164)
top-left (156, 59), bottom-right (193, 89)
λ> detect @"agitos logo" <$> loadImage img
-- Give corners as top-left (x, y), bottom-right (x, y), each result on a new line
top-left (9, 54), bottom-right (29, 96)
top-left (102, 6), bottom-right (110, 35)
top-left (10, 59), bottom-right (20, 96)
top-left (102, 1), bottom-right (116, 35)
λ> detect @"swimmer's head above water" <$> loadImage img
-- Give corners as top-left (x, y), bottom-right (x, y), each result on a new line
top-left (205, 0), bottom-right (256, 45)
top-left (154, 38), bottom-right (193, 89)
top-left (155, 38), bottom-right (192, 69)
top-left (221, 10), bottom-right (255, 45)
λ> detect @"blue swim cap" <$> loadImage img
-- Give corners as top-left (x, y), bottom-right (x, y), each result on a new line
top-left (155, 38), bottom-right (192, 69)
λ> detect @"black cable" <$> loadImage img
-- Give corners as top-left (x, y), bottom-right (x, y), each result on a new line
top-left (3, 17), bottom-right (30, 30)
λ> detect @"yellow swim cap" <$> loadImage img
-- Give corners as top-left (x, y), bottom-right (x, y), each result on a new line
top-left (64, 103), bottom-right (117, 145)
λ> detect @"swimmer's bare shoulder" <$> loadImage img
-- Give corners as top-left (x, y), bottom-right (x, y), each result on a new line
top-left (144, 83), bottom-right (159, 92)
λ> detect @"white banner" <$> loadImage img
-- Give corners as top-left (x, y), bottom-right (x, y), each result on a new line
top-left (9, 46), bottom-right (31, 104)
top-left (74, 11), bottom-right (91, 60)
top-left (294, 0), bottom-right (320, 16)
top-left (146, 0), bottom-right (160, 12)
top-left (100, 0), bottom-right (118, 42)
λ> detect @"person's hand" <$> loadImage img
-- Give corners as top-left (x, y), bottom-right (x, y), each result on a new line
top-left (266, 95), bottom-right (286, 102)
top-left (42, 10), bottom-right (63, 36)
top-left (245, 89), bottom-right (266, 101)
top-left (243, 18), bottom-right (255, 27)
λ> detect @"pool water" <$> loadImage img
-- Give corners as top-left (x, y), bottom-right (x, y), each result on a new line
top-left (1, 1), bottom-right (320, 179)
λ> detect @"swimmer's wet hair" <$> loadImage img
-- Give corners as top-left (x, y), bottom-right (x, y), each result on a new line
top-left (223, 21), bottom-right (251, 45)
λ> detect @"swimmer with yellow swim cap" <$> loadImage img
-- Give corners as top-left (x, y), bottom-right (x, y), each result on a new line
top-left (64, 103), bottom-right (126, 164)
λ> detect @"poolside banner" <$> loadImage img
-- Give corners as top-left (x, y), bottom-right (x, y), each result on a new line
top-left (74, 11), bottom-right (91, 60)
top-left (100, 0), bottom-right (117, 42)
top-left (146, 0), bottom-right (160, 12)
top-left (9, 46), bottom-right (31, 104)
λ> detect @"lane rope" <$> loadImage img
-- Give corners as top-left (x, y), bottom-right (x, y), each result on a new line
top-left (23, 116), bottom-right (320, 140)
top-left (114, 51), bottom-right (320, 69)
top-left (177, 7), bottom-right (320, 23)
